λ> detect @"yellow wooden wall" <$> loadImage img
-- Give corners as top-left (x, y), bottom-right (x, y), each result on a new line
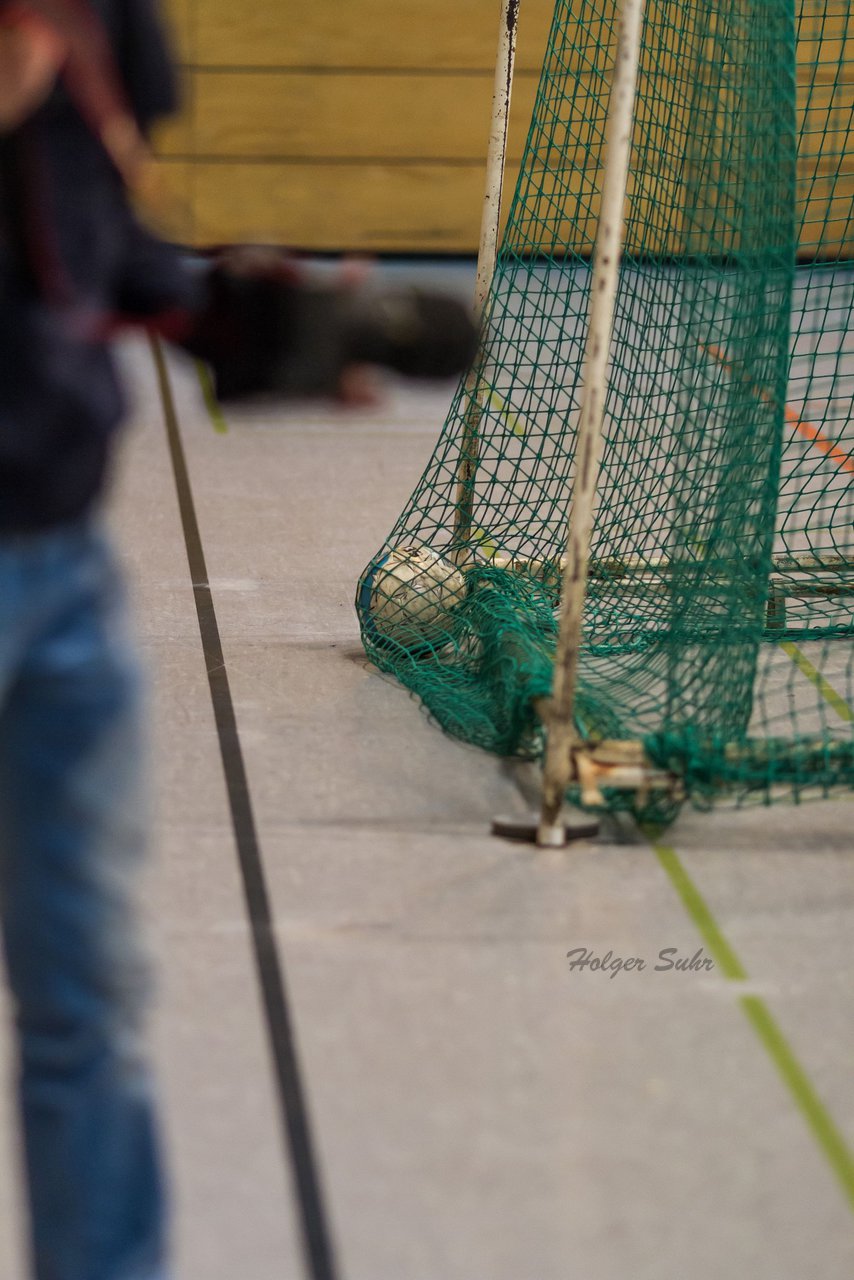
top-left (151, 1), bottom-right (852, 256)
top-left (152, 0), bottom-right (555, 251)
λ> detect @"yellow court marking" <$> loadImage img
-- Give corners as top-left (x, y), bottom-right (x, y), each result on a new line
top-left (779, 641), bottom-right (853, 724)
top-left (470, 525), bottom-right (499, 559)
top-left (486, 388), bottom-right (530, 438)
top-left (195, 360), bottom-right (229, 435)
top-left (650, 837), bottom-right (854, 1213)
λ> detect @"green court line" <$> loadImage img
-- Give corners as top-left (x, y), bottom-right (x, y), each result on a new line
top-left (652, 843), bottom-right (746, 980)
top-left (650, 836), bottom-right (854, 1214)
top-left (779, 641), bottom-right (853, 724)
top-left (739, 995), bottom-right (854, 1212)
top-left (195, 359), bottom-right (229, 435)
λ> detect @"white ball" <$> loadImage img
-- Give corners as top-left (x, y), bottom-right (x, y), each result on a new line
top-left (365, 544), bottom-right (465, 646)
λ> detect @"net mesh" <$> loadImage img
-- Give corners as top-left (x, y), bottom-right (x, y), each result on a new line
top-left (356, 0), bottom-right (853, 817)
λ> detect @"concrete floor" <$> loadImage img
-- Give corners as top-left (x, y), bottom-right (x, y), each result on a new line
top-left (0, 265), bottom-right (853, 1279)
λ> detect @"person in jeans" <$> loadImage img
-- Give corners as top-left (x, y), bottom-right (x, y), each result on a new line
top-left (0, 4), bottom-right (476, 1277)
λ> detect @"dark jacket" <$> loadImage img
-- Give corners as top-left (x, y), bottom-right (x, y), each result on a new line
top-left (0, 0), bottom-right (200, 532)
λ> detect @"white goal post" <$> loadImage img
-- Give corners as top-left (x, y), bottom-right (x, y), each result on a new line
top-left (537, 0), bottom-right (647, 846)
top-left (453, 0), bottom-right (521, 554)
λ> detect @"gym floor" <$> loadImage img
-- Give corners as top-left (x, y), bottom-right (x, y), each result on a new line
top-left (0, 261), bottom-right (852, 1279)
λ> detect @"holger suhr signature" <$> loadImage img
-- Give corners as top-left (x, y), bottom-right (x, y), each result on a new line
top-left (566, 946), bottom-right (714, 978)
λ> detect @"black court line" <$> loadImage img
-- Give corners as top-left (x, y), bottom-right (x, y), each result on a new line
top-left (151, 338), bottom-right (340, 1280)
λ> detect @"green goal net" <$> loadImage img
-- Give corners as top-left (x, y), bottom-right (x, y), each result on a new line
top-left (357, 0), bottom-right (853, 820)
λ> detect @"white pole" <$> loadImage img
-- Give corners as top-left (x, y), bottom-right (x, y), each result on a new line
top-left (537, 0), bottom-right (646, 846)
top-left (453, 0), bottom-right (520, 554)
top-left (473, 0), bottom-right (520, 315)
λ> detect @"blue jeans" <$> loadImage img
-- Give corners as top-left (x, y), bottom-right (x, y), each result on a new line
top-left (0, 522), bottom-right (169, 1280)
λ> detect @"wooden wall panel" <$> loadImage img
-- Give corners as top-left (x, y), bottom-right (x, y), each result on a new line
top-left (172, 160), bottom-right (694, 257)
top-left (186, 162), bottom-right (488, 251)
top-left (796, 10), bottom-right (854, 68)
top-left (190, 0), bottom-right (556, 71)
top-left (153, 0), bottom-right (853, 256)
top-left (156, 72), bottom-right (539, 163)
